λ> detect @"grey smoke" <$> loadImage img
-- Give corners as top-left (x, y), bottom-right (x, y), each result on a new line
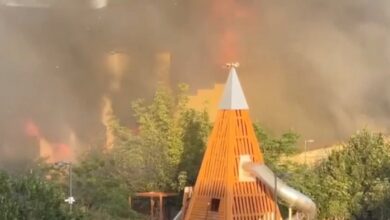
top-left (242, 0), bottom-right (390, 145)
top-left (0, 0), bottom-right (389, 168)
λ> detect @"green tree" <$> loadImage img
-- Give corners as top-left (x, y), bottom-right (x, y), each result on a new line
top-left (308, 130), bottom-right (390, 219)
top-left (131, 84), bottom-right (187, 191)
top-left (72, 83), bottom-right (211, 218)
top-left (0, 172), bottom-right (18, 220)
top-left (254, 123), bottom-right (299, 171)
top-left (74, 149), bottom-right (140, 220)
top-left (0, 169), bottom-right (81, 220)
top-left (130, 83), bottom-right (211, 191)
top-left (178, 109), bottom-right (211, 185)
top-left (253, 124), bottom-right (316, 218)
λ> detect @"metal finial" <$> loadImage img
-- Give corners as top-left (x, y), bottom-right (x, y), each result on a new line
top-left (225, 62), bottom-right (240, 69)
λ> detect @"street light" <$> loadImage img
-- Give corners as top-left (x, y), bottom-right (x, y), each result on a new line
top-left (304, 139), bottom-right (314, 165)
top-left (54, 161), bottom-right (74, 213)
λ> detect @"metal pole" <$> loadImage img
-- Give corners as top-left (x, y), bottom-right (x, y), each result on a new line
top-left (69, 163), bottom-right (72, 213)
top-left (304, 139), bottom-right (314, 165)
top-left (55, 161), bottom-right (75, 214)
top-left (304, 140), bottom-right (307, 165)
top-left (274, 174), bottom-right (277, 220)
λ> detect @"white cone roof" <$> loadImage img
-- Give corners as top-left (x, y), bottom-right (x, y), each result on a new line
top-left (219, 67), bottom-right (249, 110)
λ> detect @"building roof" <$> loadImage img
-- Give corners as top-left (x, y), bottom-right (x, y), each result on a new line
top-left (135, 192), bottom-right (178, 198)
top-left (219, 67), bottom-right (249, 110)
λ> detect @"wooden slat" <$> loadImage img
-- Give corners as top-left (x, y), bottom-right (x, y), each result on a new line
top-left (184, 110), bottom-right (282, 220)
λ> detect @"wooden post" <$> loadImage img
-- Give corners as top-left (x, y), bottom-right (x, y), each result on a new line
top-left (288, 207), bottom-right (292, 220)
top-left (128, 196), bottom-right (132, 209)
top-left (274, 174), bottom-right (277, 220)
top-left (159, 195), bottom-right (163, 220)
top-left (151, 198), bottom-right (154, 220)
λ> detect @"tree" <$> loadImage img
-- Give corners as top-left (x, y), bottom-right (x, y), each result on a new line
top-left (0, 169), bottom-right (81, 220)
top-left (129, 83), bottom-right (211, 191)
top-left (70, 83), bottom-right (211, 218)
top-left (178, 109), bottom-right (211, 185)
top-left (0, 171), bottom-right (18, 220)
top-left (254, 123), bottom-right (299, 172)
top-left (306, 130), bottom-right (390, 219)
top-left (131, 84), bottom-right (187, 191)
top-left (253, 124), bottom-right (315, 217)
top-left (74, 149), bottom-right (141, 220)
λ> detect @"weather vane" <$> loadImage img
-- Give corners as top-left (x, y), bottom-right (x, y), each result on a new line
top-left (225, 62), bottom-right (240, 68)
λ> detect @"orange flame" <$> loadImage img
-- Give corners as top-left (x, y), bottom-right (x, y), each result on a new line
top-left (24, 120), bottom-right (74, 163)
top-left (25, 119), bottom-right (41, 138)
top-left (101, 95), bottom-right (114, 150)
top-left (210, 0), bottom-right (253, 66)
top-left (218, 30), bottom-right (239, 64)
top-left (54, 143), bottom-right (73, 162)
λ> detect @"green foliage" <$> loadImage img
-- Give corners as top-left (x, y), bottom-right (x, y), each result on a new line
top-left (131, 84), bottom-right (187, 191)
top-left (74, 149), bottom-right (139, 219)
top-left (72, 83), bottom-right (210, 218)
top-left (0, 172), bottom-right (18, 220)
top-left (312, 130), bottom-right (390, 219)
top-left (254, 123), bottom-right (299, 171)
top-left (254, 127), bottom-right (390, 219)
top-left (4, 81), bottom-right (390, 220)
top-left (179, 109), bottom-right (211, 185)
top-left (126, 83), bottom-right (211, 191)
top-left (0, 169), bottom-right (81, 220)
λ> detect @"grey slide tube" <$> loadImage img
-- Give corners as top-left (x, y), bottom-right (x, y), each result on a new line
top-left (173, 163), bottom-right (317, 220)
top-left (245, 163), bottom-right (317, 219)
top-left (173, 210), bottom-right (182, 220)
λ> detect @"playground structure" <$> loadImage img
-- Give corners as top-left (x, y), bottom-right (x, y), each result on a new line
top-left (135, 192), bottom-right (178, 220)
top-left (174, 64), bottom-right (316, 220)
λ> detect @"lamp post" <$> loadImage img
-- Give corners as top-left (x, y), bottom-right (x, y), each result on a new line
top-left (54, 161), bottom-right (74, 213)
top-left (304, 139), bottom-right (314, 165)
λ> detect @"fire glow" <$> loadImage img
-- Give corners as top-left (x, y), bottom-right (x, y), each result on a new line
top-left (24, 120), bottom-right (74, 163)
top-left (211, 0), bottom-right (253, 65)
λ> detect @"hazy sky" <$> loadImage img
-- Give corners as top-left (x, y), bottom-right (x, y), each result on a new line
top-left (1, 0), bottom-right (389, 167)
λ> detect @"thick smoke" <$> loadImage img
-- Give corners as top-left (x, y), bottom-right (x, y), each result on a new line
top-left (0, 0), bottom-right (389, 168)
top-left (242, 0), bottom-right (390, 145)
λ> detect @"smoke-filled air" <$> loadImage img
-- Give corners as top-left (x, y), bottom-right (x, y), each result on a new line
top-left (1, 0), bottom-right (390, 168)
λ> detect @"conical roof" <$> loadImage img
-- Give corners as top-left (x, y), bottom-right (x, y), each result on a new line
top-left (184, 66), bottom-right (281, 220)
top-left (219, 67), bottom-right (249, 110)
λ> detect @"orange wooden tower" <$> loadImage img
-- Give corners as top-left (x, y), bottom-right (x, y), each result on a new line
top-left (183, 65), bottom-right (281, 220)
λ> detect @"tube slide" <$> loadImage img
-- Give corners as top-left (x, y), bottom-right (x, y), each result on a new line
top-left (244, 163), bottom-right (316, 219)
top-left (173, 210), bottom-right (182, 220)
top-left (173, 163), bottom-right (317, 220)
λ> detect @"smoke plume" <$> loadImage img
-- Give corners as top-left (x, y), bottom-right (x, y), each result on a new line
top-left (0, 0), bottom-right (389, 168)
top-left (241, 0), bottom-right (390, 145)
